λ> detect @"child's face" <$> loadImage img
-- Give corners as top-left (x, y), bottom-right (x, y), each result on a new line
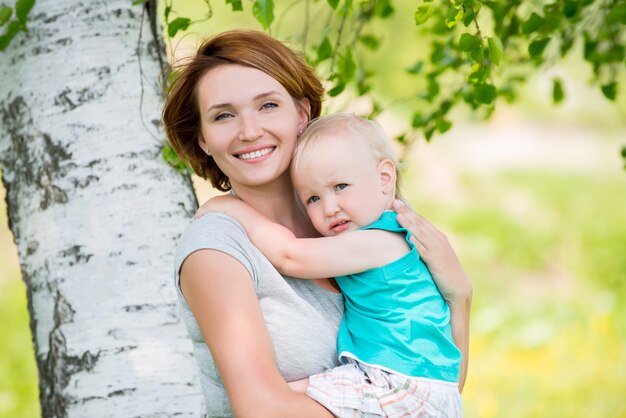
top-left (292, 135), bottom-right (394, 236)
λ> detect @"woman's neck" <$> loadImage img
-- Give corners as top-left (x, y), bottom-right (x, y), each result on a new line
top-left (231, 177), bottom-right (317, 238)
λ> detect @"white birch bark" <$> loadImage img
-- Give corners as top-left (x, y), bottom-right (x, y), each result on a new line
top-left (0, 1), bottom-right (205, 416)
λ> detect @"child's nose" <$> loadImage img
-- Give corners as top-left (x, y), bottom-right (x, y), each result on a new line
top-left (323, 199), bottom-right (339, 216)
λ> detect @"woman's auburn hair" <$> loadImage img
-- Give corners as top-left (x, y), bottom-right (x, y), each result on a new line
top-left (162, 30), bottom-right (324, 191)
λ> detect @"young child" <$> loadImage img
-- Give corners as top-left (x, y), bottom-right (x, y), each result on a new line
top-left (202, 113), bottom-right (463, 417)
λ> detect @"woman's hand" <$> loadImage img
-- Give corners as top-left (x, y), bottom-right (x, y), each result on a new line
top-left (194, 194), bottom-right (241, 219)
top-left (392, 199), bottom-right (472, 304)
top-left (393, 199), bottom-right (472, 392)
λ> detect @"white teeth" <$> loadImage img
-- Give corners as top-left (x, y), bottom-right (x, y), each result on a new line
top-left (238, 148), bottom-right (273, 160)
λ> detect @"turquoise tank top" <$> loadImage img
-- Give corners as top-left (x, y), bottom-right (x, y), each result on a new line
top-left (336, 211), bottom-right (461, 382)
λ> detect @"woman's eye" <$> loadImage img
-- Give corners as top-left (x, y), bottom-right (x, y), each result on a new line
top-left (260, 102), bottom-right (278, 110)
top-left (307, 196), bottom-right (320, 204)
top-left (335, 183), bottom-right (348, 191)
top-left (215, 112), bottom-right (233, 121)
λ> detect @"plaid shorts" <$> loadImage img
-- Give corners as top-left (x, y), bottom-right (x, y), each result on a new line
top-left (306, 359), bottom-right (462, 418)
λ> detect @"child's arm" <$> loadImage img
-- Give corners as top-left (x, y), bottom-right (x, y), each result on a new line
top-left (197, 195), bottom-right (408, 279)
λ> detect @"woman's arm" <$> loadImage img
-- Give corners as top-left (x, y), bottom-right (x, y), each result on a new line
top-left (180, 249), bottom-right (333, 417)
top-left (393, 199), bottom-right (472, 393)
top-left (197, 195), bottom-right (408, 278)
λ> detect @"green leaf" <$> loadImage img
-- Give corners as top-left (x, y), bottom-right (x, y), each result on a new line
top-left (459, 33), bottom-right (481, 52)
top-left (563, 0), bottom-right (579, 18)
top-left (414, 4), bottom-right (433, 26)
top-left (0, 5), bottom-right (11, 26)
top-left (522, 12), bottom-right (545, 34)
top-left (374, 0), bottom-right (394, 18)
top-left (226, 0), bottom-right (244, 11)
top-left (463, 12), bottom-right (473, 27)
top-left (561, 36), bottom-right (574, 56)
top-left (528, 37), bottom-right (550, 59)
top-left (412, 112), bottom-right (428, 128)
top-left (167, 17), bottom-right (191, 38)
top-left (338, 47), bottom-right (356, 82)
top-left (552, 78), bottom-right (564, 104)
top-left (162, 143), bottom-right (192, 175)
top-left (601, 82), bottom-right (617, 101)
top-left (0, 15), bottom-right (22, 51)
top-left (425, 78), bottom-right (440, 101)
top-left (328, 81), bottom-right (345, 97)
top-left (316, 36), bottom-right (332, 62)
top-left (424, 126), bottom-right (436, 141)
top-left (607, 4), bottom-right (626, 24)
top-left (445, 6), bottom-right (463, 29)
top-left (164, 4), bottom-right (172, 19)
top-left (359, 34), bottom-right (380, 50)
top-left (15, 0), bottom-right (35, 22)
top-left (327, 0), bottom-right (339, 10)
top-left (468, 46), bottom-right (484, 63)
top-left (406, 61), bottom-right (424, 74)
top-left (0, 34), bottom-right (9, 51)
top-left (488, 36), bottom-right (503, 66)
top-left (253, 0), bottom-right (274, 30)
top-left (468, 65), bottom-right (489, 84)
top-left (436, 118), bottom-right (452, 133)
top-left (474, 83), bottom-right (497, 104)
top-left (132, 0), bottom-right (150, 5)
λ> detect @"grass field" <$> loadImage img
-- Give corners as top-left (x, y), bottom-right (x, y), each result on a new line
top-left (1, 116), bottom-right (625, 417)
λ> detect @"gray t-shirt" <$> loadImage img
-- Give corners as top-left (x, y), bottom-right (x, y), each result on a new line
top-left (175, 213), bottom-right (344, 417)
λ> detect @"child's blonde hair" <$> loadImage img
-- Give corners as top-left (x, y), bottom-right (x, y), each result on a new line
top-left (292, 113), bottom-right (401, 196)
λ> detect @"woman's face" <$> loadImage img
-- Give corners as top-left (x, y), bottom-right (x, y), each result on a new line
top-left (196, 64), bottom-right (309, 190)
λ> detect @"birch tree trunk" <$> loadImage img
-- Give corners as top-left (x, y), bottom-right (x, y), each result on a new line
top-left (0, 1), bottom-right (205, 416)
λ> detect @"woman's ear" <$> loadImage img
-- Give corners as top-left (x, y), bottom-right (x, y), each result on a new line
top-left (197, 135), bottom-right (211, 156)
top-left (297, 98), bottom-right (311, 131)
top-left (379, 159), bottom-right (397, 195)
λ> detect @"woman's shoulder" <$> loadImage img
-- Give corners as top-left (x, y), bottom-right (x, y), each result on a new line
top-left (177, 212), bottom-right (249, 253)
top-left (175, 212), bottom-right (259, 281)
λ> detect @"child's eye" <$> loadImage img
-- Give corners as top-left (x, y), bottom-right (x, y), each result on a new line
top-left (307, 195), bottom-right (320, 204)
top-left (334, 183), bottom-right (348, 191)
top-left (260, 102), bottom-right (278, 110)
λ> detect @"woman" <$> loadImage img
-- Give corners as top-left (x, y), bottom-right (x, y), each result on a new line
top-left (163, 30), bottom-right (472, 417)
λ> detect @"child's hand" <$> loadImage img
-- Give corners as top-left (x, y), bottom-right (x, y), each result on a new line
top-left (392, 199), bottom-right (472, 306)
top-left (194, 194), bottom-right (242, 220)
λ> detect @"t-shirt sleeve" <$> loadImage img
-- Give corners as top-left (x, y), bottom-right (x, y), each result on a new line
top-left (174, 212), bottom-right (259, 305)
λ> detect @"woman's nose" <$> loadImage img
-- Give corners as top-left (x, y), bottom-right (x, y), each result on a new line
top-left (238, 114), bottom-right (263, 141)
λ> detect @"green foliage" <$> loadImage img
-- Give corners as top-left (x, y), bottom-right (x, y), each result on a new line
top-left (552, 78), bottom-right (564, 104)
top-left (14, 0), bottom-right (34, 22)
top-left (3, 0), bottom-right (623, 165)
top-left (225, 0), bottom-right (242, 12)
top-left (167, 17), bottom-right (191, 37)
top-left (162, 142), bottom-right (192, 175)
top-left (0, 277), bottom-right (39, 417)
top-left (0, 0), bottom-right (36, 51)
top-left (252, 0), bottom-right (274, 31)
top-left (150, 0), bottom-right (624, 160)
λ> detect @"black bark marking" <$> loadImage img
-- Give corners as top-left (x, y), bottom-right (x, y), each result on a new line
top-left (58, 245), bottom-right (94, 266)
top-left (108, 388), bottom-right (137, 397)
top-left (39, 289), bottom-right (101, 418)
top-left (0, 97), bottom-right (77, 214)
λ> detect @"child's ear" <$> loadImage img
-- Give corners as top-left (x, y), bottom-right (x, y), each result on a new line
top-left (378, 159), bottom-right (396, 195)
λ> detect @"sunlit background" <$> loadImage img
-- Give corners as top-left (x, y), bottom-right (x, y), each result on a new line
top-left (1, 1), bottom-right (625, 417)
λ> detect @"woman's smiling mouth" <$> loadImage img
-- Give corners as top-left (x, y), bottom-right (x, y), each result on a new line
top-left (236, 147), bottom-right (276, 161)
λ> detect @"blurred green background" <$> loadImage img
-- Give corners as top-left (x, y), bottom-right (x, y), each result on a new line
top-left (2, 1), bottom-right (625, 417)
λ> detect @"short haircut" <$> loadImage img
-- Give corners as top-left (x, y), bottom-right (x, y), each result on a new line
top-left (292, 113), bottom-right (401, 195)
top-left (163, 30), bottom-right (324, 191)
